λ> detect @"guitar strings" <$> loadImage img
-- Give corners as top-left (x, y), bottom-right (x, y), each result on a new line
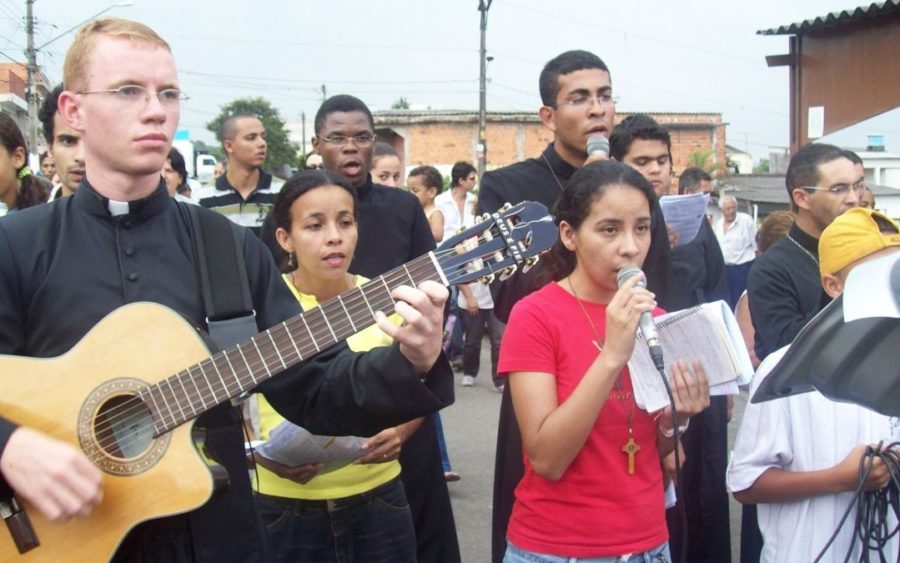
top-left (90, 230), bottom-right (528, 454)
top-left (91, 258), bottom-right (488, 454)
top-left (92, 229), bottom-right (520, 447)
top-left (93, 208), bottom-right (556, 451)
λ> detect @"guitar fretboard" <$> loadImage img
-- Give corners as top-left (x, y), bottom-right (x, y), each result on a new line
top-left (139, 253), bottom-right (443, 436)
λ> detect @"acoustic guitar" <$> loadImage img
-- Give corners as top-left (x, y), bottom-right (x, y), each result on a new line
top-left (0, 201), bottom-right (555, 561)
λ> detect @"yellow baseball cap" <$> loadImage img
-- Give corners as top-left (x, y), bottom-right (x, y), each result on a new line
top-left (819, 207), bottom-right (900, 275)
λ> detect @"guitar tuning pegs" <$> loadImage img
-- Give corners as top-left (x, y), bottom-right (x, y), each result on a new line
top-left (499, 203), bottom-right (511, 213)
top-left (479, 273), bottom-right (496, 285)
top-left (498, 264), bottom-right (517, 281)
top-left (521, 255), bottom-right (540, 274)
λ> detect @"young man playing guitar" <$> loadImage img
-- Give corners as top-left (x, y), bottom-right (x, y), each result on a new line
top-left (0, 18), bottom-right (453, 562)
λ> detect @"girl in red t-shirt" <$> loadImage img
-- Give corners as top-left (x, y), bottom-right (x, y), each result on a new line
top-left (499, 161), bottom-right (710, 561)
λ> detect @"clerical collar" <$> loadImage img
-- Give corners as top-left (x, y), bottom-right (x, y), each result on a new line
top-left (74, 177), bottom-right (172, 220)
top-left (108, 200), bottom-right (130, 216)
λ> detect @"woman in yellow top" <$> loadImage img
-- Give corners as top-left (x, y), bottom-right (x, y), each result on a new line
top-left (253, 169), bottom-right (421, 562)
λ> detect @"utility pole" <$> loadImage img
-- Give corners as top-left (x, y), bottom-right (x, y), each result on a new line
top-left (477, 0), bottom-right (492, 179)
top-left (24, 0), bottom-right (38, 157)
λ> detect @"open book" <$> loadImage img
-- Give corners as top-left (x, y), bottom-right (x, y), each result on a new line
top-left (627, 300), bottom-right (753, 412)
top-left (254, 421), bottom-right (368, 474)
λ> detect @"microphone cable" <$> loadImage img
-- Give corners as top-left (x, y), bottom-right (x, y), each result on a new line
top-left (813, 440), bottom-right (900, 563)
top-left (657, 364), bottom-right (688, 563)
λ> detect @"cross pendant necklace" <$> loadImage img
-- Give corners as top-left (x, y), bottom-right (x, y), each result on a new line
top-left (567, 277), bottom-right (640, 475)
top-left (622, 430), bottom-right (641, 475)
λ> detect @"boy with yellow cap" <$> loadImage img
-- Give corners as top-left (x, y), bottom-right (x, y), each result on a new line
top-left (726, 207), bottom-right (900, 563)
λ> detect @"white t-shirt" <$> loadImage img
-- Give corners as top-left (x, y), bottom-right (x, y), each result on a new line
top-left (435, 189), bottom-right (477, 243)
top-left (714, 212), bottom-right (757, 265)
top-left (727, 346), bottom-right (899, 563)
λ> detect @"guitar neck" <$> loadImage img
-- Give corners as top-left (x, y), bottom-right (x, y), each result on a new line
top-left (141, 253), bottom-right (443, 436)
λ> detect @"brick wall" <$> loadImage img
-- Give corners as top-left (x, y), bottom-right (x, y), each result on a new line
top-left (375, 111), bottom-right (725, 179)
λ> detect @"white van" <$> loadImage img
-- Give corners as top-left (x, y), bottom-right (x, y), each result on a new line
top-left (196, 155), bottom-right (218, 184)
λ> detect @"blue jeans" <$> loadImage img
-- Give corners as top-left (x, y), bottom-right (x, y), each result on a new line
top-left (434, 411), bottom-right (453, 472)
top-left (504, 540), bottom-right (671, 563)
top-left (256, 477), bottom-right (416, 563)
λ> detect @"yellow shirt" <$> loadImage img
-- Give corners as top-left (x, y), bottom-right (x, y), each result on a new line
top-left (254, 275), bottom-right (401, 500)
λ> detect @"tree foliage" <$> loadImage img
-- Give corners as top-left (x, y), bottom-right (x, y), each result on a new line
top-left (391, 96), bottom-right (410, 110)
top-left (207, 97), bottom-right (299, 176)
top-left (687, 149), bottom-right (725, 175)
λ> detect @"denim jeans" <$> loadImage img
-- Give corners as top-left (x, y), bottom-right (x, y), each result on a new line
top-left (255, 477), bottom-right (416, 563)
top-left (463, 308), bottom-right (505, 385)
top-left (504, 540), bottom-right (671, 563)
top-left (434, 411), bottom-right (453, 472)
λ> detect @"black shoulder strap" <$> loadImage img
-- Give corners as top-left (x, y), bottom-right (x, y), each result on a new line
top-left (179, 202), bottom-right (257, 350)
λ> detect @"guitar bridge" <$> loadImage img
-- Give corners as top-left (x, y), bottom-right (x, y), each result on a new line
top-left (1, 496), bottom-right (39, 554)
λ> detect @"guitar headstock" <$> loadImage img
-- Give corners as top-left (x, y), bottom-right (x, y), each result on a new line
top-left (436, 201), bottom-right (556, 287)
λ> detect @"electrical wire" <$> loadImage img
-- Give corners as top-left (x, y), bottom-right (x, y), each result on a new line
top-left (813, 441), bottom-right (900, 562)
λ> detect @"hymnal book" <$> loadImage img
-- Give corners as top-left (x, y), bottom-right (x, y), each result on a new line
top-left (627, 300), bottom-right (753, 412)
top-left (255, 421), bottom-right (367, 474)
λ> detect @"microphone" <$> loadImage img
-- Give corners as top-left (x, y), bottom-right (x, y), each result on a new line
top-left (616, 266), bottom-right (665, 371)
top-left (586, 134), bottom-right (609, 159)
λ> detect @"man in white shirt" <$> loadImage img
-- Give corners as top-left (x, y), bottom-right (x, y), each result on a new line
top-left (713, 194), bottom-right (757, 309)
top-left (727, 207), bottom-right (900, 563)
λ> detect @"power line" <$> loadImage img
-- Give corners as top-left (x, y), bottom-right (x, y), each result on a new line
top-left (180, 69), bottom-right (477, 87)
top-left (168, 33), bottom-right (475, 54)
top-left (496, 0), bottom-right (764, 66)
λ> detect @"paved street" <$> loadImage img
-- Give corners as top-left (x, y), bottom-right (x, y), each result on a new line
top-left (440, 343), bottom-right (749, 562)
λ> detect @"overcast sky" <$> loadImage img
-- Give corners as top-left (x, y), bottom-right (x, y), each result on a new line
top-left (3, 0), bottom-right (898, 163)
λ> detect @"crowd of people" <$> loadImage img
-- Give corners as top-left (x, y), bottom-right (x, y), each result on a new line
top-left (0, 16), bottom-right (896, 563)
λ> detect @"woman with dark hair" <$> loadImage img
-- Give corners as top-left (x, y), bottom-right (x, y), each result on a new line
top-left (499, 160), bottom-right (710, 562)
top-left (162, 147), bottom-right (192, 199)
top-left (0, 113), bottom-right (49, 211)
top-left (252, 169), bottom-right (420, 562)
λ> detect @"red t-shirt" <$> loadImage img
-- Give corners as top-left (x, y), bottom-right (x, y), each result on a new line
top-left (498, 281), bottom-right (668, 557)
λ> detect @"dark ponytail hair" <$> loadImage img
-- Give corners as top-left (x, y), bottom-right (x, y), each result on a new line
top-left (540, 160), bottom-right (658, 284)
top-left (0, 113), bottom-right (48, 209)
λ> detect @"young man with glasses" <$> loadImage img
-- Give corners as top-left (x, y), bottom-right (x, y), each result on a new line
top-left (0, 19), bottom-right (453, 561)
top-left (741, 142), bottom-right (862, 562)
top-left (198, 114), bottom-right (282, 235)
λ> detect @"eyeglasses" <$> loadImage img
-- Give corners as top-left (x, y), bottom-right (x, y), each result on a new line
top-left (559, 93), bottom-right (618, 109)
top-left (802, 180), bottom-right (867, 197)
top-left (317, 134), bottom-right (377, 147)
top-left (77, 85), bottom-right (189, 109)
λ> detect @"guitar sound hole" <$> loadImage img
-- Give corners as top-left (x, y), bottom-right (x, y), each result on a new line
top-left (94, 395), bottom-right (155, 460)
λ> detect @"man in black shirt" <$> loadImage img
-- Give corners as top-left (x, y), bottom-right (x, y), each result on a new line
top-left (479, 50), bottom-right (673, 563)
top-left (198, 114), bottom-right (282, 234)
top-left (0, 19), bottom-right (452, 562)
top-left (611, 115), bottom-right (730, 563)
top-left (741, 142), bottom-right (862, 563)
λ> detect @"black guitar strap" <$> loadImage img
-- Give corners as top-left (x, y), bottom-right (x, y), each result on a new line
top-left (176, 202), bottom-right (271, 561)
top-left (180, 202), bottom-right (257, 350)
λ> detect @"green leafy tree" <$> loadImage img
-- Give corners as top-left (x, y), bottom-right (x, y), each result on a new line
top-left (207, 97), bottom-right (299, 176)
top-left (391, 97), bottom-right (410, 110)
top-left (687, 148), bottom-right (725, 175)
top-left (753, 159), bottom-right (770, 174)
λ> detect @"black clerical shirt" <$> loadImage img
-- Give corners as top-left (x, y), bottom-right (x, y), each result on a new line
top-left (747, 222), bottom-right (831, 361)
